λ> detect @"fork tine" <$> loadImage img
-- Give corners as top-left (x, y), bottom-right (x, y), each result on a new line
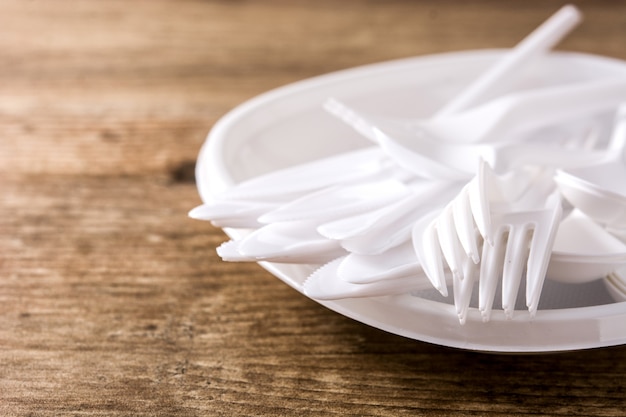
top-left (469, 160), bottom-right (493, 244)
top-left (526, 194), bottom-right (563, 315)
top-left (436, 205), bottom-right (465, 279)
top-left (454, 255), bottom-right (480, 324)
top-left (478, 228), bottom-right (507, 321)
top-left (501, 223), bottom-right (531, 318)
top-left (412, 215), bottom-right (449, 297)
top-left (440, 208), bottom-right (478, 321)
top-left (452, 185), bottom-right (481, 264)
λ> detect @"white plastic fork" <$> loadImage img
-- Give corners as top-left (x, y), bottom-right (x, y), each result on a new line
top-left (413, 160), bottom-right (563, 322)
top-left (482, 193), bottom-right (562, 319)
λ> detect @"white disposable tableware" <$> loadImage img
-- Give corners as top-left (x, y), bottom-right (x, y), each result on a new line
top-left (548, 209), bottom-right (626, 283)
top-left (213, 180), bottom-right (460, 263)
top-left (195, 49), bottom-right (626, 352)
top-left (303, 256), bottom-right (439, 300)
top-left (216, 220), bottom-right (347, 264)
top-left (324, 97), bottom-right (609, 180)
top-left (335, 240), bottom-right (422, 284)
top-left (194, 4), bottom-right (583, 203)
top-left (326, 77), bottom-right (626, 147)
top-left (320, 210), bottom-right (626, 288)
top-left (189, 199), bottom-right (280, 228)
top-left (435, 4), bottom-right (581, 116)
top-left (189, 145), bottom-right (406, 228)
top-left (212, 146), bottom-right (388, 202)
top-left (256, 177), bottom-right (412, 224)
top-left (413, 161), bottom-right (563, 322)
top-left (555, 104), bottom-right (626, 230)
top-left (318, 180), bottom-right (462, 255)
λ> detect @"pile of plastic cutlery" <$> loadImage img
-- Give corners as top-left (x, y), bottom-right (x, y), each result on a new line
top-left (190, 5), bottom-right (626, 323)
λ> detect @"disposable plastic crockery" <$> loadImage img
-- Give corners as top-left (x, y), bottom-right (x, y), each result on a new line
top-left (433, 4), bottom-right (581, 117)
top-left (326, 77), bottom-right (626, 146)
top-left (413, 161), bottom-right (563, 323)
top-left (195, 49), bottom-right (626, 352)
top-left (317, 180), bottom-right (463, 255)
top-left (303, 256), bottom-right (438, 300)
top-left (548, 209), bottom-right (626, 283)
top-left (216, 220), bottom-right (346, 264)
top-left (335, 241), bottom-right (422, 284)
top-left (555, 105), bottom-right (626, 230)
top-left (325, 97), bottom-right (610, 180)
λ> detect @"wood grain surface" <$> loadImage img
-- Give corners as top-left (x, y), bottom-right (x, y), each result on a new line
top-left (2, 1), bottom-right (626, 415)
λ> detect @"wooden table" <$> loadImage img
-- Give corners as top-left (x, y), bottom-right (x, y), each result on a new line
top-left (2, 1), bottom-right (626, 415)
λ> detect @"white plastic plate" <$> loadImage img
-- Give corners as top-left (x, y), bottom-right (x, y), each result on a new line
top-left (196, 50), bottom-right (626, 352)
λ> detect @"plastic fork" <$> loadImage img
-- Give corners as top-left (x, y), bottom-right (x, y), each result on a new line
top-left (555, 104), bottom-right (626, 230)
top-left (482, 193), bottom-right (562, 319)
top-left (413, 160), bottom-right (563, 322)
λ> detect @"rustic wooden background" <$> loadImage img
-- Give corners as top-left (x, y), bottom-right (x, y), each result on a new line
top-left (2, 0), bottom-right (626, 415)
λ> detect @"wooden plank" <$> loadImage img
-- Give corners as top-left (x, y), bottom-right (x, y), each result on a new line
top-left (2, 0), bottom-right (626, 415)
